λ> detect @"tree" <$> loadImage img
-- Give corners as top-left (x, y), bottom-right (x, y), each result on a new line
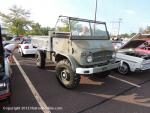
top-left (29, 22), bottom-right (51, 35)
top-left (130, 33), bottom-right (136, 37)
top-left (0, 5), bottom-right (32, 36)
top-left (120, 33), bottom-right (130, 38)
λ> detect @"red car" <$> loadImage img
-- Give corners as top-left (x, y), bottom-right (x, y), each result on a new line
top-left (135, 40), bottom-right (150, 54)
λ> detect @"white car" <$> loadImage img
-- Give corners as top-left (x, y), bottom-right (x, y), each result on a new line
top-left (18, 39), bottom-right (37, 57)
top-left (116, 33), bottom-right (150, 75)
top-left (112, 40), bottom-right (124, 50)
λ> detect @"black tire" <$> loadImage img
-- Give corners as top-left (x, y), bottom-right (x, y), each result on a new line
top-left (35, 51), bottom-right (45, 69)
top-left (56, 59), bottom-right (80, 89)
top-left (118, 62), bottom-right (130, 75)
top-left (94, 71), bottom-right (111, 78)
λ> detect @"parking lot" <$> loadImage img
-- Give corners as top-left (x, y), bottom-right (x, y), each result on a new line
top-left (2, 53), bottom-right (150, 113)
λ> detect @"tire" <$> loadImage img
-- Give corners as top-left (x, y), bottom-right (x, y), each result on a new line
top-left (94, 71), bottom-right (111, 78)
top-left (118, 62), bottom-right (130, 75)
top-left (56, 59), bottom-right (80, 89)
top-left (35, 51), bottom-right (45, 69)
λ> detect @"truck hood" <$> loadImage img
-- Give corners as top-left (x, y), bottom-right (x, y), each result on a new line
top-left (120, 33), bottom-right (150, 49)
top-left (72, 40), bottom-right (114, 51)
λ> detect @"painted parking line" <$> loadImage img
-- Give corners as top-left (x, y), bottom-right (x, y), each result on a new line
top-left (13, 56), bottom-right (51, 113)
top-left (108, 75), bottom-right (141, 88)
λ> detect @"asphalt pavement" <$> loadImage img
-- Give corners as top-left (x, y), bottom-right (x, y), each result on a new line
top-left (2, 53), bottom-right (150, 113)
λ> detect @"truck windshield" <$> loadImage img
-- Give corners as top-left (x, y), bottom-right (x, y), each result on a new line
top-left (70, 19), bottom-right (109, 40)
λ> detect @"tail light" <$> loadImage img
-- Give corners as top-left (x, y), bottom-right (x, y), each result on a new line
top-left (24, 46), bottom-right (29, 49)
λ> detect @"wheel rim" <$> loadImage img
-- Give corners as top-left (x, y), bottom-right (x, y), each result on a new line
top-left (60, 69), bottom-right (71, 84)
top-left (118, 63), bottom-right (128, 74)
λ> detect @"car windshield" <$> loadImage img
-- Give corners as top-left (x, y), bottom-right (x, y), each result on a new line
top-left (70, 19), bottom-right (109, 39)
top-left (21, 39), bottom-right (31, 44)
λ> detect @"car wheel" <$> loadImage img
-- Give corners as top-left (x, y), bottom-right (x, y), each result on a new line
top-left (118, 62), bottom-right (130, 75)
top-left (56, 59), bottom-right (80, 89)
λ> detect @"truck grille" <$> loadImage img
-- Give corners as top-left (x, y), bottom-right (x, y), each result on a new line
top-left (92, 51), bottom-right (113, 62)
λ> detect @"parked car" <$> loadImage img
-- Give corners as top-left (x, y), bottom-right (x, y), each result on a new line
top-left (112, 40), bottom-right (124, 50)
top-left (116, 33), bottom-right (150, 75)
top-left (0, 26), bottom-right (11, 104)
top-left (18, 38), bottom-right (37, 57)
top-left (135, 40), bottom-right (150, 54)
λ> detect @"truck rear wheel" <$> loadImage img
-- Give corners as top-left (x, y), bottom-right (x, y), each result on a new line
top-left (118, 62), bottom-right (130, 75)
top-left (56, 59), bottom-right (80, 89)
top-left (35, 51), bottom-right (45, 69)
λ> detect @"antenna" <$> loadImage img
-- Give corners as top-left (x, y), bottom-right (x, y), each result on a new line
top-left (94, 0), bottom-right (98, 34)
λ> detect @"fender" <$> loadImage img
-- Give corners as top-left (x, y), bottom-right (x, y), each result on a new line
top-left (55, 53), bottom-right (79, 71)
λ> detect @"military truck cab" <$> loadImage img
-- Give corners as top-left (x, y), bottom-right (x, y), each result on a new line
top-left (34, 16), bottom-right (119, 89)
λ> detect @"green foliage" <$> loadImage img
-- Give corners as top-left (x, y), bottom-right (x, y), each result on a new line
top-left (130, 33), bottom-right (136, 37)
top-left (120, 33), bottom-right (129, 38)
top-left (57, 26), bottom-right (69, 32)
top-left (28, 23), bottom-right (51, 35)
top-left (0, 5), bottom-right (53, 36)
top-left (0, 5), bottom-right (32, 36)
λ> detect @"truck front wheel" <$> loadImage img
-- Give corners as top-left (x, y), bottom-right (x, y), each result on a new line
top-left (118, 62), bottom-right (130, 75)
top-left (35, 51), bottom-right (45, 69)
top-left (56, 59), bottom-right (80, 89)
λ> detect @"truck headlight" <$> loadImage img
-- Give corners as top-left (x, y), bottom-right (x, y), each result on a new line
top-left (87, 56), bottom-right (93, 63)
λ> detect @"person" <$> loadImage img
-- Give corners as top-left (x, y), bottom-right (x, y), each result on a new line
top-left (4, 43), bottom-right (20, 63)
top-left (79, 26), bottom-right (90, 36)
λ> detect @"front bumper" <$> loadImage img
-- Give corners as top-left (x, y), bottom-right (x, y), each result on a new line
top-left (76, 62), bottom-right (120, 74)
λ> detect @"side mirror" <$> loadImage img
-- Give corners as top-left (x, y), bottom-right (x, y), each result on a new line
top-left (48, 31), bottom-right (55, 37)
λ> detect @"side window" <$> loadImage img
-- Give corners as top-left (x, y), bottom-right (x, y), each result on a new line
top-left (55, 17), bottom-right (70, 32)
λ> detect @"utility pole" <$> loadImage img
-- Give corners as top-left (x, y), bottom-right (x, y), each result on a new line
top-left (110, 18), bottom-right (122, 38)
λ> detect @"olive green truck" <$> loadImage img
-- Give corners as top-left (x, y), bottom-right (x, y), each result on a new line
top-left (32, 16), bottom-right (120, 89)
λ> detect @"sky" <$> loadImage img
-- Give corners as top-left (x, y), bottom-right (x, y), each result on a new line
top-left (0, 0), bottom-right (150, 35)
